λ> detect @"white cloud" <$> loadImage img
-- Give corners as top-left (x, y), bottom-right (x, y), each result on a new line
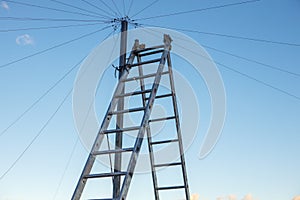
top-left (16, 34), bottom-right (34, 46)
top-left (1, 1), bottom-right (9, 10)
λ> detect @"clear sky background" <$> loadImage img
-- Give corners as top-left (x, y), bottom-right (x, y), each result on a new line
top-left (0, 0), bottom-right (299, 200)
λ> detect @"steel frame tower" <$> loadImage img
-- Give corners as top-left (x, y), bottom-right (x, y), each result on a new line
top-left (72, 19), bottom-right (190, 200)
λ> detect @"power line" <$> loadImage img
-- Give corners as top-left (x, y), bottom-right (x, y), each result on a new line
top-left (52, 29), bottom-right (117, 198)
top-left (51, 90), bottom-right (95, 200)
top-left (0, 27), bottom-right (114, 138)
top-left (59, 30), bottom-right (119, 191)
top-left (139, 26), bottom-right (300, 102)
top-left (217, 62), bottom-right (300, 101)
top-left (0, 26), bottom-right (111, 69)
top-left (130, 0), bottom-right (159, 18)
top-left (127, 0), bottom-right (134, 16)
top-left (122, 0), bottom-right (126, 16)
top-left (191, 52), bottom-right (300, 101)
top-left (101, 29), bottom-right (120, 176)
top-left (139, 23), bottom-right (300, 47)
top-left (0, 16), bottom-right (108, 23)
top-left (80, 0), bottom-right (117, 18)
top-left (174, 27), bottom-right (300, 47)
top-left (98, 0), bottom-right (120, 18)
top-left (0, 88), bottom-right (73, 180)
top-left (188, 47), bottom-right (300, 101)
top-left (50, 0), bottom-right (111, 19)
top-left (134, 0), bottom-right (261, 21)
top-left (111, 0), bottom-right (123, 17)
top-left (1, 29), bottom-right (114, 180)
top-left (0, 22), bottom-right (107, 33)
top-left (0, 58), bottom-right (84, 138)
top-left (5, 0), bottom-right (105, 19)
top-left (52, 137), bottom-right (79, 200)
top-left (202, 44), bottom-right (300, 77)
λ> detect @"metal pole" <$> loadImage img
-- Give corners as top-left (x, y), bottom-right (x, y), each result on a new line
top-left (113, 19), bottom-right (128, 199)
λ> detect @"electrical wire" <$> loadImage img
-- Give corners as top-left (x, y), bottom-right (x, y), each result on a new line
top-left (134, 0), bottom-right (261, 21)
top-left (0, 88), bottom-right (73, 180)
top-left (111, 0), bottom-right (123, 17)
top-left (90, 28), bottom-right (120, 177)
top-left (80, 0), bottom-right (117, 18)
top-left (1, 29), bottom-right (111, 184)
top-left (52, 29), bottom-right (117, 198)
top-left (0, 16), bottom-right (108, 23)
top-left (50, 0), bottom-right (112, 19)
top-left (202, 44), bottom-right (300, 77)
top-left (0, 26), bottom-right (111, 69)
top-left (186, 47), bottom-right (300, 101)
top-left (52, 30), bottom-right (118, 196)
top-left (52, 137), bottom-right (79, 200)
top-left (0, 58), bottom-right (84, 138)
top-left (138, 26), bottom-right (300, 101)
top-left (127, 0), bottom-right (134, 16)
top-left (5, 0), bottom-right (105, 19)
top-left (98, 0), bottom-right (120, 18)
top-left (130, 21), bottom-right (300, 78)
top-left (138, 23), bottom-right (300, 47)
top-left (0, 22), bottom-right (107, 33)
top-left (130, 0), bottom-right (159, 18)
top-left (122, 0), bottom-right (126, 16)
top-left (174, 27), bottom-right (300, 47)
top-left (217, 62), bottom-right (300, 101)
top-left (103, 30), bottom-right (120, 176)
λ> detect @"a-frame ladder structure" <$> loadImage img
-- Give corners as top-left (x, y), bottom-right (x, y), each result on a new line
top-left (72, 34), bottom-right (190, 200)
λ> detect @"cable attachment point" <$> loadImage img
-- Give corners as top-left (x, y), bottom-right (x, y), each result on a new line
top-left (112, 64), bottom-right (120, 78)
top-left (112, 64), bottom-right (129, 78)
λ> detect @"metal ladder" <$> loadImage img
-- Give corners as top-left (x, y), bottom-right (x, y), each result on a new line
top-left (71, 34), bottom-right (190, 200)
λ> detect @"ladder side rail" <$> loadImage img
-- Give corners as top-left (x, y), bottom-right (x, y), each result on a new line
top-left (71, 51), bottom-right (136, 200)
top-left (119, 45), bottom-right (171, 200)
top-left (166, 53), bottom-right (190, 200)
top-left (136, 54), bottom-right (160, 200)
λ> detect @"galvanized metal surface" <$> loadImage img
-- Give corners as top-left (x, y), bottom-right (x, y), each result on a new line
top-left (71, 45), bottom-right (136, 200)
top-left (136, 54), bottom-right (160, 200)
top-left (167, 53), bottom-right (190, 200)
top-left (114, 19), bottom-right (128, 199)
top-left (72, 34), bottom-right (190, 200)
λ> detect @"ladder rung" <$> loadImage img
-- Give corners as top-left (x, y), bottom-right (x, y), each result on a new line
top-left (124, 71), bottom-right (169, 82)
top-left (129, 58), bottom-right (161, 68)
top-left (150, 139), bottom-right (179, 145)
top-left (109, 107), bottom-right (146, 115)
top-left (93, 148), bottom-right (134, 155)
top-left (146, 93), bottom-right (173, 100)
top-left (88, 199), bottom-right (114, 200)
top-left (156, 185), bottom-right (186, 190)
top-left (149, 116), bottom-right (176, 123)
top-left (114, 89), bottom-right (152, 98)
top-left (154, 162), bottom-right (182, 168)
top-left (134, 45), bottom-right (164, 53)
top-left (84, 172), bottom-right (126, 179)
top-left (139, 49), bottom-right (164, 57)
top-left (103, 126), bottom-right (140, 134)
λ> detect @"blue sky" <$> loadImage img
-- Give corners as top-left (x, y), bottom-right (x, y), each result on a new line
top-left (0, 0), bottom-right (299, 200)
